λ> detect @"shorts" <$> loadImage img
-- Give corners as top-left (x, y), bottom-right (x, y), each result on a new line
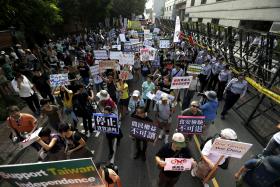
top-left (119, 98), bottom-right (129, 107)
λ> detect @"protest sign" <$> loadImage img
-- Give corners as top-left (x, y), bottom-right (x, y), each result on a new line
top-left (119, 34), bottom-right (126, 42)
top-left (187, 64), bottom-right (203, 75)
top-left (93, 50), bottom-right (108, 60)
top-left (130, 38), bottom-right (139, 44)
top-left (18, 128), bottom-right (42, 149)
top-left (99, 60), bottom-right (117, 70)
top-left (0, 158), bottom-right (105, 187)
top-left (177, 116), bottom-right (205, 134)
top-left (170, 76), bottom-right (193, 89)
top-left (148, 47), bottom-right (157, 61)
top-left (119, 70), bottom-right (129, 80)
top-left (109, 51), bottom-right (122, 60)
top-left (90, 65), bottom-right (100, 75)
top-left (50, 74), bottom-right (69, 87)
top-left (130, 118), bottom-right (158, 142)
top-left (144, 30), bottom-right (152, 40)
top-left (93, 113), bottom-right (119, 134)
top-left (159, 40), bottom-right (171, 49)
top-left (173, 16), bottom-right (181, 43)
top-left (143, 40), bottom-right (153, 47)
top-left (111, 45), bottom-right (121, 51)
top-left (140, 48), bottom-right (150, 61)
top-left (119, 52), bottom-right (134, 65)
top-left (153, 28), bottom-right (160, 34)
top-left (164, 158), bottom-right (192, 171)
top-left (210, 139), bottom-right (253, 159)
top-left (123, 18), bottom-right (128, 28)
top-left (128, 20), bottom-right (142, 30)
top-left (147, 90), bottom-right (175, 102)
top-left (131, 43), bottom-right (142, 52)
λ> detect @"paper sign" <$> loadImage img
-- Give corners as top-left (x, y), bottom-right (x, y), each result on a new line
top-left (140, 48), bottom-right (150, 61)
top-left (0, 158), bottom-right (105, 187)
top-left (177, 116), bottom-right (205, 134)
top-left (159, 40), bottom-right (171, 49)
top-left (164, 158), bottom-right (192, 171)
top-left (119, 52), bottom-right (134, 65)
top-left (119, 34), bottom-right (126, 42)
top-left (119, 70), bottom-right (130, 80)
top-left (130, 38), bottom-right (140, 44)
top-left (19, 128), bottom-right (42, 149)
top-left (143, 40), bottom-right (153, 47)
top-left (173, 16), bottom-right (181, 43)
top-left (99, 60), bottom-right (117, 70)
top-left (153, 28), bottom-right (160, 34)
top-left (93, 113), bottom-right (119, 134)
top-left (90, 65), bottom-right (100, 75)
top-left (49, 74), bottom-right (69, 87)
top-left (130, 118), bottom-right (158, 142)
top-left (187, 64), bottom-right (203, 75)
top-left (171, 76), bottom-right (193, 89)
top-left (210, 139), bottom-right (253, 159)
top-left (93, 50), bottom-right (108, 59)
top-left (109, 51), bottom-right (122, 60)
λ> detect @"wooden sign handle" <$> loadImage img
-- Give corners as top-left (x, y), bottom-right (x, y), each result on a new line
top-left (203, 155), bottom-right (224, 184)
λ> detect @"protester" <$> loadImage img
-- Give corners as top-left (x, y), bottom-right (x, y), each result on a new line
top-left (181, 101), bottom-right (203, 116)
top-left (128, 90), bottom-right (145, 115)
top-left (182, 75), bottom-right (198, 110)
top-left (95, 163), bottom-right (122, 187)
top-left (142, 74), bottom-right (155, 112)
top-left (155, 132), bottom-right (194, 187)
top-left (97, 90), bottom-right (118, 114)
top-left (77, 61), bottom-right (90, 86)
top-left (221, 73), bottom-right (248, 120)
top-left (40, 99), bottom-right (61, 131)
top-left (102, 73), bottom-right (117, 103)
top-left (116, 79), bottom-right (129, 118)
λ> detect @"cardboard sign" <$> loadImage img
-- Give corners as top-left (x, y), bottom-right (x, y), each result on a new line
top-left (187, 64), bottom-right (203, 75)
top-left (119, 52), bottom-right (134, 65)
top-left (18, 128), bottom-right (42, 149)
top-left (119, 70), bottom-right (130, 80)
top-left (164, 158), bottom-right (192, 171)
top-left (170, 76), bottom-right (193, 89)
top-left (159, 40), bottom-right (171, 49)
top-left (109, 51), bottom-right (122, 60)
top-left (89, 65), bottom-right (99, 75)
top-left (99, 60), bottom-right (117, 70)
top-left (49, 74), bottom-right (69, 87)
top-left (173, 16), bottom-right (181, 43)
top-left (93, 50), bottom-right (108, 60)
top-left (210, 139), bottom-right (253, 159)
top-left (93, 113), bottom-right (119, 134)
top-left (130, 118), bottom-right (158, 142)
top-left (177, 116), bottom-right (205, 134)
top-left (0, 158), bottom-right (105, 187)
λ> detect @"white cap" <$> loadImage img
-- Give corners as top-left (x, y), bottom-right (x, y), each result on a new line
top-left (220, 128), bottom-right (237, 140)
top-left (161, 93), bottom-right (168, 101)
top-left (96, 90), bottom-right (110, 101)
top-left (0, 51), bottom-right (5, 55)
top-left (172, 133), bottom-right (186, 148)
top-left (132, 90), bottom-right (140, 97)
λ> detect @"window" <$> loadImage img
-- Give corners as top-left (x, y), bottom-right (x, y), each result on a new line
top-left (201, 0), bottom-right (207, 4)
top-left (211, 18), bottom-right (219, 25)
top-left (191, 0), bottom-right (195, 6)
top-left (198, 18), bottom-right (203, 23)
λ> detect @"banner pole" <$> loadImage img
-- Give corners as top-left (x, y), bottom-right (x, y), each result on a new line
top-left (203, 155), bottom-right (224, 184)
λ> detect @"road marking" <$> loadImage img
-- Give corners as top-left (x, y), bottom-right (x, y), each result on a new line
top-left (110, 139), bottom-right (117, 164)
top-left (193, 135), bottom-right (220, 187)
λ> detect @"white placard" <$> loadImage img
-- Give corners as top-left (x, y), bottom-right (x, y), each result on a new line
top-left (119, 52), bottom-right (135, 65)
top-left (93, 50), bottom-right (108, 59)
top-left (130, 38), bottom-right (140, 44)
top-left (210, 139), bottom-right (253, 159)
top-left (147, 90), bottom-right (175, 102)
top-left (140, 48), bottom-right (150, 62)
top-left (173, 16), bottom-right (181, 43)
top-left (19, 128), bottom-right (42, 149)
top-left (170, 76), bottom-right (193, 89)
top-left (109, 51), bottom-right (122, 60)
top-left (90, 65), bottom-right (100, 75)
top-left (143, 40), bottom-right (153, 47)
top-left (153, 28), bottom-right (160, 34)
top-left (159, 40), bottom-right (171, 49)
top-left (119, 34), bottom-right (126, 42)
top-left (164, 158), bottom-right (192, 171)
top-left (49, 74), bottom-right (69, 87)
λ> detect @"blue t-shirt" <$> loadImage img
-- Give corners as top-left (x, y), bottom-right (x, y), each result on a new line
top-left (200, 100), bottom-right (218, 121)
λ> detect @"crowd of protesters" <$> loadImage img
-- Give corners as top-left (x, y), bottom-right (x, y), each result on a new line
top-left (1, 25), bottom-right (279, 187)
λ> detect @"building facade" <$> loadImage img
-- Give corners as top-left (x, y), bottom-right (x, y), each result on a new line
top-left (163, 0), bottom-right (176, 20)
top-left (145, 0), bottom-right (166, 23)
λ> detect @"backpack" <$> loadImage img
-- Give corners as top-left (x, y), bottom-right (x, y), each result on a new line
top-left (104, 163), bottom-right (119, 184)
top-left (200, 134), bottom-right (230, 170)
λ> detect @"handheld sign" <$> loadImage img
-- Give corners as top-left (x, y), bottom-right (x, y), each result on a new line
top-left (130, 118), bottom-right (158, 142)
top-left (49, 74), bottom-right (69, 87)
top-left (140, 48), bottom-right (150, 62)
top-left (99, 60), bottom-right (117, 70)
top-left (170, 76), bottom-right (193, 89)
top-left (159, 40), bottom-right (171, 49)
top-left (210, 139), bottom-right (253, 159)
top-left (93, 113), bottom-right (119, 134)
top-left (177, 116), bottom-right (205, 134)
top-left (19, 128), bottom-right (42, 149)
top-left (119, 52), bottom-right (134, 65)
top-left (0, 158), bottom-right (105, 187)
top-left (187, 64), bottom-right (203, 75)
top-left (93, 50), bottom-right (108, 60)
top-left (109, 51), bottom-right (122, 60)
top-left (90, 65), bottom-right (100, 75)
top-left (164, 158), bottom-right (192, 171)
top-left (119, 70), bottom-right (129, 80)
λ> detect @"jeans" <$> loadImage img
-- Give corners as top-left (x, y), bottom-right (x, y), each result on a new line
top-left (135, 139), bottom-right (147, 156)
top-left (158, 171), bottom-right (180, 187)
top-left (64, 108), bottom-right (78, 129)
top-left (221, 90), bottom-right (240, 116)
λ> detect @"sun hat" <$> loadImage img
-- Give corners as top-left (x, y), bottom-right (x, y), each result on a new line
top-left (204, 91), bottom-right (217, 101)
top-left (172, 133), bottom-right (186, 148)
top-left (96, 90), bottom-right (110, 101)
top-left (161, 93), bottom-right (168, 101)
top-left (220, 128), bottom-right (237, 140)
top-left (132, 90), bottom-right (140, 97)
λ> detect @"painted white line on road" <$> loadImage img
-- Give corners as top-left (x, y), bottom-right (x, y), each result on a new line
top-left (110, 138), bottom-right (117, 164)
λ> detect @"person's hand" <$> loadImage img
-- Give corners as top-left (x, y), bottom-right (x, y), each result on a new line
top-left (158, 160), bottom-right (166, 168)
top-left (277, 123), bottom-right (280, 130)
top-left (234, 173), bottom-right (240, 180)
top-left (35, 136), bottom-right (41, 142)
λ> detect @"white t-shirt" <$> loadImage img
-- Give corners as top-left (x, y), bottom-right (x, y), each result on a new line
top-left (273, 132), bottom-right (280, 144)
top-left (11, 75), bottom-right (34, 97)
top-left (201, 138), bottom-right (228, 165)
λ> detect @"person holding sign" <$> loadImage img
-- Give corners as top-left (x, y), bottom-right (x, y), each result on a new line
top-left (116, 79), bottom-right (129, 119)
top-left (191, 128), bottom-right (238, 187)
top-left (128, 90), bottom-right (145, 115)
top-left (155, 132), bottom-right (194, 187)
top-left (142, 75), bottom-right (155, 112)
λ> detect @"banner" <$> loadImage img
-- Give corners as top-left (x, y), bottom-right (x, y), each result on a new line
top-left (127, 20), bottom-right (141, 30)
top-left (170, 76), bottom-right (193, 89)
top-left (119, 52), bottom-right (134, 65)
top-left (93, 113), bottom-right (119, 134)
top-left (19, 128), bottom-right (42, 149)
top-left (0, 158), bottom-right (105, 187)
top-left (130, 118), bottom-right (158, 142)
top-left (173, 16), bottom-right (181, 43)
top-left (147, 90), bottom-right (175, 102)
top-left (119, 70), bottom-right (129, 80)
top-left (99, 60), bottom-right (117, 70)
top-left (90, 65), bottom-right (100, 75)
top-left (159, 40), bottom-right (171, 49)
top-left (164, 158), bottom-right (192, 171)
top-left (187, 64), bottom-right (203, 75)
top-left (210, 139), bottom-right (253, 159)
top-left (109, 51), bottom-right (122, 60)
top-left (50, 74), bottom-right (69, 87)
top-left (177, 116), bottom-right (205, 134)
top-left (93, 50), bottom-right (108, 60)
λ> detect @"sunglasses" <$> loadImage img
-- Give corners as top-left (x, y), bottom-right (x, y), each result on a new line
top-left (191, 105), bottom-right (199, 108)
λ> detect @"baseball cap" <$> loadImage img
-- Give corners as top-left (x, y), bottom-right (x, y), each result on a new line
top-left (220, 128), bottom-right (237, 140)
top-left (132, 90), bottom-right (140, 97)
top-left (191, 101), bottom-right (199, 107)
top-left (161, 94), bottom-right (168, 101)
top-left (172, 133), bottom-right (186, 148)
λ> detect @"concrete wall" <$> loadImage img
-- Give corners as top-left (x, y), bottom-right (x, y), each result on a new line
top-left (163, 0), bottom-right (176, 19)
